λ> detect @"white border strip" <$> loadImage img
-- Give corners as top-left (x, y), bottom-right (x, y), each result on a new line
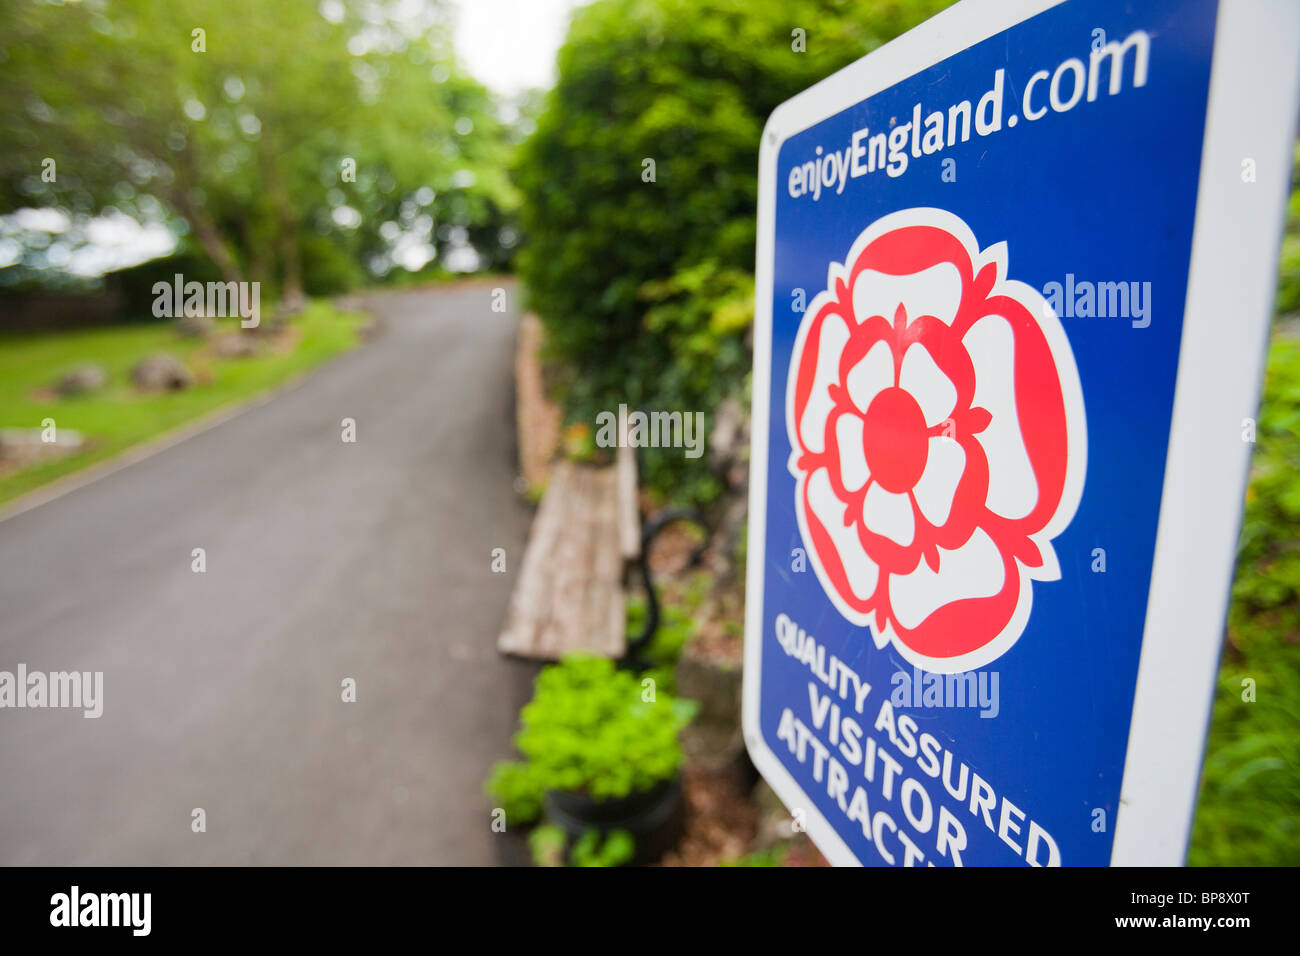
top-left (1110, 0), bottom-right (1300, 866)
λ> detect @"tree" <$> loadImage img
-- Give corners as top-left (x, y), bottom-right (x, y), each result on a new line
top-left (0, 0), bottom-right (516, 299)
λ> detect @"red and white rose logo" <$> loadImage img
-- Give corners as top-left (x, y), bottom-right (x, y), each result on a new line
top-left (787, 208), bottom-right (1086, 673)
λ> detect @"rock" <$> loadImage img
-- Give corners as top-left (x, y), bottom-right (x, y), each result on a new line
top-left (211, 333), bottom-right (259, 358)
top-left (54, 363), bottom-right (107, 396)
top-left (0, 427), bottom-right (85, 466)
top-left (131, 353), bottom-right (193, 391)
top-left (174, 314), bottom-right (216, 339)
top-left (257, 292), bottom-right (306, 334)
top-left (277, 291), bottom-right (307, 318)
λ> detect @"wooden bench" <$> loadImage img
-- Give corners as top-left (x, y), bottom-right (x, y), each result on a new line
top-left (497, 437), bottom-right (706, 663)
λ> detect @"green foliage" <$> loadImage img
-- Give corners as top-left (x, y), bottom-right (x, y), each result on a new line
top-left (485, 654), bottom-right (698, 825)
top-left (528, 824), bottom-right (636, 867)
top-left (638, 260), bottom-right (754, 412)
top-left (488, 761), bottom-right (545, 828)
top-left (638, 260), bottom-right (753, 498)
top-left (722, 845), bottom-right (789, 867)
top-left (625, 568), bottom-right (713, 696)
top-left (627, 570), bottom-right (712, 664)
top-left (569, 828), bottom-right (636, 867)
top-left (561, 422), bottom-right (598, 462)
top-left (299, 233), bottom-right (369, 296)
top-left (0, 0), bottom-right (517, 294)
top-left (1189, 333), bottom-right (1300, 865)
top-left (527, 823), bottom-right (568, 867)
top-left (1231, 337), bottom-right (1300, 638)
top-left (515, 0), bottom-right (953, 501)
top-left (1275, 143), bottom-right (1300, 314)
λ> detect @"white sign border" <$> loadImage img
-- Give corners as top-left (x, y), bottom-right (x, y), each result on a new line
top-left (743, 0), bottom-right (1300, 867)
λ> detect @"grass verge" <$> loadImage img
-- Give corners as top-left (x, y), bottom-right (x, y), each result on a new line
top-left (0, 301), bottom-right (366, 508)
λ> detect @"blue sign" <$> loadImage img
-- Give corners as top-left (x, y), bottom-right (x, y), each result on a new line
top-left (743, 0), bottom-right (1261, 866)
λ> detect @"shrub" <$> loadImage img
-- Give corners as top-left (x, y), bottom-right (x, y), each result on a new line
top-left (514, 0), bottom-right (954, 502)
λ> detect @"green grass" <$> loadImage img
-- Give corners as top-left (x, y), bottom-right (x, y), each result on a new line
top-left (0, 302), bottom-right (366, 507)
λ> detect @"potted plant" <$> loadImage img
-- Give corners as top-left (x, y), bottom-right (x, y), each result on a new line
top-left (487, 654), bottom-right (698, 864)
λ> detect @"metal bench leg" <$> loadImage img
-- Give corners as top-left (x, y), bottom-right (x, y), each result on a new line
top-left (623, 509), bottom-right (710, 669)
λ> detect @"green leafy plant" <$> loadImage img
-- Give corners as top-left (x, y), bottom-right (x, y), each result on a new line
top-left (485, 654), bottom-right (698, 825)
top-left (569, 828), bottom-right (636, 867)
top-left (625, 570), bottom-right (712, 666)
top-left (528, 824), bottom-right (636, 867)
top-left (487, 761), bottom-right (544, 828)
top-left (527, 824), bottom-right (568, 867)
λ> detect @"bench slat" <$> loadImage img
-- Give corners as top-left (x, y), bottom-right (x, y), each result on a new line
top-left (587, 466), bottom-right (626, 658)
top-left (616, 441), bottom-right (640, 564)
top-left (537, 465), bottom-right (599, 658)
top-left (498, 461), bottom-right (628, 660)
top-left (497, 462), bottom-right (575, 657)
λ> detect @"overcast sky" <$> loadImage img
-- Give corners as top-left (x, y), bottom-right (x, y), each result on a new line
top-left (451, 0), bottom-right (588, 96)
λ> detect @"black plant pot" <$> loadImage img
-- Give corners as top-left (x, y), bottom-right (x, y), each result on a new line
top-left (542, 776), bottom-right (685, 865)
